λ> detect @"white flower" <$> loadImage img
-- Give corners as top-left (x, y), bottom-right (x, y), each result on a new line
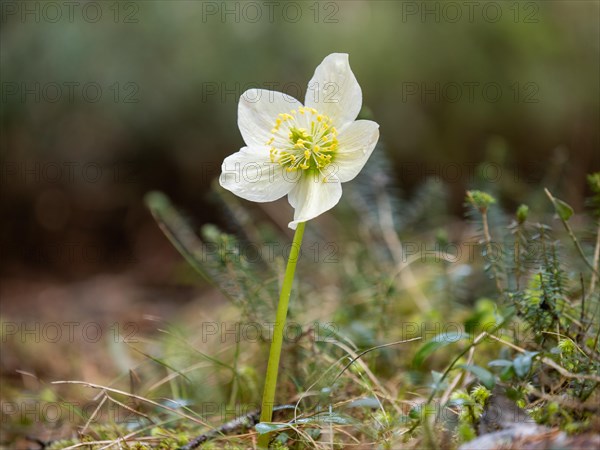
top-left (219, 53), bottom-right (380, 229)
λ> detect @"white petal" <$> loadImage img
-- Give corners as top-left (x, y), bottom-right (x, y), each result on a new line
top-left (287, 171), bottom-right (342, 229)
top-left (331, 120), bottom-right (380, 183)
top-left (304, 53), bottom-right (362, 128)
top-left (219, 146), bottom-right (295, 202)
top-left (238, 89), bottom-right (303, 147)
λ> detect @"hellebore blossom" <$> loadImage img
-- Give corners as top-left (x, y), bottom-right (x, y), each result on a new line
top-left (219, 53), bottom-right (379, 229)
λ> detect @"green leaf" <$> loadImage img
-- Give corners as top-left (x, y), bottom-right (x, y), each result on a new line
top-left (499, 365), bottom-right (516, 382)
top-left (256, 413), bottom-right (358, 436)
top-left (412, 331), bottom-right (468, 367)
top-left (345, 397), bottom-right (380, 409)
top-left (488, 359), bottom-right (513, 368)
top-left (255, 422), bottom-right (289, 435)
top-left (457, 364), bottom-right (496, 389)
top-left (430, 370), bottom-right (448, 393)
top-left (513, 352), bottom-right (538, 378)
top-left (275, 432), bottom-right (290, 444)
top-left (545, 188), bottom-right (574, 221)
top-left (408, 406), bottom-right (421, 420)
top-left (553, 198), bottom-right (574, 221)
top-left (448, 397), bottom-right (473, 407)
top-left (297, 412), bottom-right (358, 426)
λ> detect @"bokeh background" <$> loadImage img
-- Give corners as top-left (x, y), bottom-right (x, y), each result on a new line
top-left (2, 0), bottom-right (599, 280)
top-left (1, 0), bottom-right (599, 424)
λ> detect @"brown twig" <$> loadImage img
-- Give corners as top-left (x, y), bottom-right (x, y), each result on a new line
top-left (528, 386), bottom-right (600, 412)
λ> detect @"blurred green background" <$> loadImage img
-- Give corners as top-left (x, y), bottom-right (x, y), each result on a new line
top-left (1, 0), bottom-right (599, 278)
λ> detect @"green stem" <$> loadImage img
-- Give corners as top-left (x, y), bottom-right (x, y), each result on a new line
top-left (544, 188), bottom-right (599, 277)
top-left (257, 221), bottom-right (306, 448)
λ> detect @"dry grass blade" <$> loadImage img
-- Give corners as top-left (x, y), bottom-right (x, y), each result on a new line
top-left (51, 380), bottom-right (210, 427)
top-left (81, 392), bottom-right (107, 434)
top-left (332, 337), bottom-right (422, 384)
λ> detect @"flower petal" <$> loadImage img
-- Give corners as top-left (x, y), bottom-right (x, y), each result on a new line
top-left (304, 53), bottom-right (362, 128)
top-left (288, 171), bottom-right (342, 229)
top-left (331, 120), bottom-right (380, 183)
top-left (238, 89), bottom-right (303, 147)
top-left (219, 146), bottom-right (295, 202)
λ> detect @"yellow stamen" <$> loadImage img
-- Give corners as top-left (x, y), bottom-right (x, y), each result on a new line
top-left (267, 108), bottom-right (339, 172)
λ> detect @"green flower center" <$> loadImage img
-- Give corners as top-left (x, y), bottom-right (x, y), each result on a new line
top-left (267, 107), bottom-right (339, 172)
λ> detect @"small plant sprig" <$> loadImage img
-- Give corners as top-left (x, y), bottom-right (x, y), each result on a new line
top-left (410, 182), bottom-right (600, 445)
top-left (585, 172), bottom-right (600, 294)
top-left (509, 204), bottom-right (530, 292)
top-left (545, 188), bottom-right (599, 278)
top-left (466, 190), bottom-right (506, 295)
top-left (450, 385), bottom-right (492, 443)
